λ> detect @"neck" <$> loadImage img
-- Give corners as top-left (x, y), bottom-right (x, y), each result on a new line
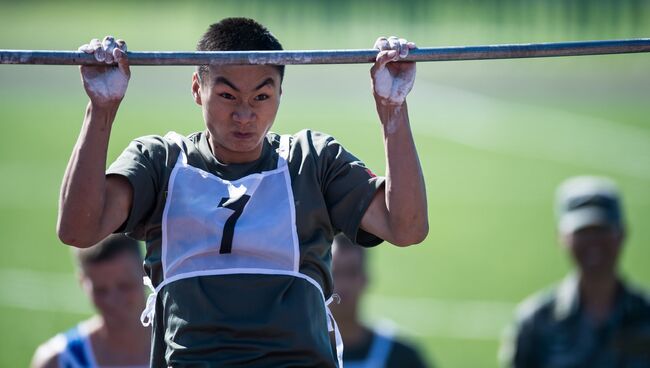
top-left (335, 310), bottom-right (369, 348)
top-left (96, 315), bottom-right (150, 349)
top-left (578, 272), bottom-right (619, 323)
top-left (87, 315), bottom-right (150, 366)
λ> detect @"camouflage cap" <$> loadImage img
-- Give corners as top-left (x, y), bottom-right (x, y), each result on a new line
top-left (555, 176), bottom-right (623, 234)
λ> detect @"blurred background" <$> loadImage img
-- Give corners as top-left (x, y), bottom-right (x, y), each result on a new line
top-left (0, 0), bottom-right (648, 366)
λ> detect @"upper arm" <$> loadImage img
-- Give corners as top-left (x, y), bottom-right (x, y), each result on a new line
top-left (99, 174), bottom-right (133, 236)
top-left (360, 185), bottom-right (392, 242)
top-left (361, 185), bottom-right (427, 246)
top-left (57, 173), bottom-right (134, 248)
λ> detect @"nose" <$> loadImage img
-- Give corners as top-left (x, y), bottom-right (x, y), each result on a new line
top-left (232, 103), bottom-right (256, 124)
top-left (104, 288), bottom-right (125, 305)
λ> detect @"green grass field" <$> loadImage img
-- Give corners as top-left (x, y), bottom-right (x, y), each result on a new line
top-left (1, 1), bottom-right (649, 367)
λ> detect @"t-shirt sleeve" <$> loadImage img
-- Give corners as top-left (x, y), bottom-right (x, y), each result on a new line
top-left (106, 135), bottom-right (170, 238)
top-left (315, 132), bottom-right (385, 247)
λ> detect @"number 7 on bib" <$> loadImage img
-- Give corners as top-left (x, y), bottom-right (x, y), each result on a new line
top-left (217, 194), bottom-right (251, 254)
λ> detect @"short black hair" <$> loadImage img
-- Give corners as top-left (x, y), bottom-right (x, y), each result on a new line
top-left (332, 233), bottom-right (367, 271)
top-left (75, 234), bottom-right (143, 269)
top-left (196, 17), bottom-right (284, 81)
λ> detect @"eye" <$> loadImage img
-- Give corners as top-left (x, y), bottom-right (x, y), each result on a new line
top-left (118, 281), bottom-right (137, 292)
top-left (219, 92), bottom-right (235, 100)
top-left (254, 94), bottom-right (269, 101)
top-left (93, 287), bottom-right (108, 296)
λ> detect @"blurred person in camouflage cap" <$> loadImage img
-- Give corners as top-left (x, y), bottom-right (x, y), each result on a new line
top-left (500, 176), bottom-right (650, 367)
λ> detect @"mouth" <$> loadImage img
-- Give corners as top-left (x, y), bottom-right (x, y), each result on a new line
top-left (581, 248), bottom-right (609, 269)
top-left (233, 131), bottom-right (255, 140)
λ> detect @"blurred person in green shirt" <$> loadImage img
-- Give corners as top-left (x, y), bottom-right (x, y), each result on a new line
top-left (331, 234), bottom-right (431, 368)
top-left (500, 176), bottom-right (650, 367)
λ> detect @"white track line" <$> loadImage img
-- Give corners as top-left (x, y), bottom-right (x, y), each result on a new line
top-left (0, 269), bottom-right (91, 314)
top-left (409, 80), bottom-right (650, 181)
top-left (365, 294), bottom-right (515, 341)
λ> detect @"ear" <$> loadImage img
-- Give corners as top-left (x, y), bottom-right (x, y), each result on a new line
top-left (616, 226), bottom-right (626, 245)
top-left (360, 272), bottom-right (369, 291)
top-left (78, 274), bottom-right (92, 296)
top-left (557, 230), bottom-right (570, 249)
top-left (192, 72), bottom-right (203, 106)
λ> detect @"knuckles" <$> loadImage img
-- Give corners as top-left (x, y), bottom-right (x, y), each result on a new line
top-left (78, 35), bottom-right (128, 64)
top-left (373, 35), bottom-right (414, 63)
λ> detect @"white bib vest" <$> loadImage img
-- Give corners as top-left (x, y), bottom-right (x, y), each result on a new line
top-left (140, 132), bottom-right (343, 366)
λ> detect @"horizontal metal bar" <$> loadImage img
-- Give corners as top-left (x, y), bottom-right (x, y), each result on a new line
top-left (1, 38), bottom-right (649, 66)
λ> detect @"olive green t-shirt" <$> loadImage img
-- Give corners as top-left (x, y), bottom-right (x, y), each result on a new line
top-left (107, 129), bottom-right (384, 367)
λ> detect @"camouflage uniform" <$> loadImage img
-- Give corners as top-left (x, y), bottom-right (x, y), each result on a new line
top-left (500, 274), bottom-right (650, 368)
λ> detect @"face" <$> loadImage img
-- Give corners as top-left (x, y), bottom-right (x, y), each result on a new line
top-left (192, 65), bottom-right (282, 164)
top-left (562, 225), bottom-right (624, 277)
top-left (80, 252), bottom-right (145, 326)
top-left (331, 246), bottom-right (367, 317)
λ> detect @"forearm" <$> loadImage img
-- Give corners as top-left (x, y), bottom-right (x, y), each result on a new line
top-left (378, 101), bottom-right (428, 245)
top-left (57, 102), bottom-right (117, 247)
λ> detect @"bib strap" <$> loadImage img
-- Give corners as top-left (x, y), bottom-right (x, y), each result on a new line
top-left (164, 131), bottom-right (188, 165)
top-left (278, 134), bottom-right (290, 167)
top-left (326, 296), bottom-right (344, 368)
top-left (140, 276), bottom-right (156, 327)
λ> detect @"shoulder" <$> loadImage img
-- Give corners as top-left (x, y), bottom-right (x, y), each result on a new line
top-left (622, 279), bottom-right (650, 302)
top-left (513, 284), bottom-right (561, 329)
top-left (386, 335), bottom-right (429, 367)
top-left (621, 279), bottom-right (650, 318)
top-left (164, 131), bottom-right (202, 148)
top-left (285, 129), bottom-right (367, 170)
top-left (112, 134), bottom-right (176, 166)
top-left (126, 131), bottom-right (204, 156)
top-left (130, 134), bottom-right (173, 151)
top-left (112, 132), bottom-right (205, 170)
top-left (31, 333), bottom-right (67, 368)
top-left (498, 286), bottom-right (561, 365)
top-left (268, 130), bottom-right (343, 170)
top-left (285, 129), bottom-right (340, 154)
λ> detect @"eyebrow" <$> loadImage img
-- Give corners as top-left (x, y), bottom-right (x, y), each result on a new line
top-left (213, 76), bottom-right (275, 92)
top-left (214, 76), bottom-right (239, 92)
top-left (254, 78), bottom-right (275, 90)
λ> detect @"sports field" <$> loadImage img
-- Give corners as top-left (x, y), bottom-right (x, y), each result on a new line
top-left (1, 1), bottom-right (649, 367)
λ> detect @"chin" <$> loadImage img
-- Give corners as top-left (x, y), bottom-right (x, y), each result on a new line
top-left (105, 312), bottom-right (137, 324)
top-left (231, 141), bottom-right (263, 154)
top-left (581, 265), bottom-right (615, 276)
